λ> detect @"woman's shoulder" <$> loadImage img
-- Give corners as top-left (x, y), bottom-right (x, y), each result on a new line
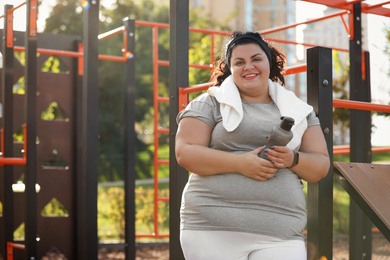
top-left (190, 92), bottom-right (219, 107)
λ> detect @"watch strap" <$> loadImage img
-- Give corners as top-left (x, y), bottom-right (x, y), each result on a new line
top-left (289, 150), bottom-right (299, 168)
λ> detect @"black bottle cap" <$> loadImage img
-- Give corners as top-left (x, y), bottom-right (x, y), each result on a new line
top-left (280, 116), bottom-right (295, 131)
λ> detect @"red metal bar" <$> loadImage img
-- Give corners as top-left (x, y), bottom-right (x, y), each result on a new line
top-left (158, 197), bottom-right (169, 202)
top-left (157, 60), bottom-right (169, 67)
top-left (97, 26), bottom-right (133, 61)
top-left (28, 0), bottom-right (38, 37)
top-left (98, 26), bottom-right (125, 40)
top-left (362, 51), bottom-right (366, 81)
top-left (340, 13), bottom-right (350, 37)
top-left (14, 45), bottom-right (127, 62)
top-left (136, 234), bottom-right (169, 238)
top-left (8, 2), bottom-right (26, 11)
top-left (0, 157), bottom-right (26, 166)
top-left (334, 145), bottom-right (390, 155)
top-left (7, 242), bottom-right (25, 260)
top-left (260, 10), bottom-right (349, 35)
top-left (98, 54), bottom-right (127, 62)
top-left (333, 99), bottom-right (390, 113)
top-left (283, 64), bottom-right (307, 76)
top-left (14, 46), bottom-right (82, 57)
top-left (210, 33), bottom-right (215, 68)
top-left (6, 9), bottom-right (14, 48)
top-left (266, 37), bottom-right (348, 53)
top-left (78, 43), bottom-right (84, 76)
top-left (156, 128), bottom-right (169, 135)
top-left (122, 27), bottom-right (128, 59)
top-left (135, 20), bottom-right (170, 29)
top-left (157, 97), bottom-right (169, 103)
top-left (349, 7), bottom-right (355, 40)
top-left (363, 1), bottom-right (390, 16)
top-left (152, 25), bottom-right (160, 237)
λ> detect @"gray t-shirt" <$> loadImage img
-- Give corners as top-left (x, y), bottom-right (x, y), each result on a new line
top-left (177, 93), bottom-right (320, 240)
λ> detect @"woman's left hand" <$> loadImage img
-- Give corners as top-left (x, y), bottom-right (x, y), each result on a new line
top-left (264, 125), bottom-right (330, 183)
top-left (263, 146), bottom-right (294, 168)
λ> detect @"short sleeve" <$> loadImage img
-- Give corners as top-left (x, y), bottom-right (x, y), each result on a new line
top-left (307, 111), bottom-right (320, 127)
top-left (176, 93), bottom-right (221, 128)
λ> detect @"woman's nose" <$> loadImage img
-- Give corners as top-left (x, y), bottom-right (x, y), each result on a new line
top-left (244, 63), bottom-right (254, 70)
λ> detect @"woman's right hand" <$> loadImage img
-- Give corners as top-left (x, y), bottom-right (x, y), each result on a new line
top-left (238, 146), bottom-right (278, 181)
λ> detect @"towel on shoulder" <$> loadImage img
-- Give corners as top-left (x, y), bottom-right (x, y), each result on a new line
top-left (207, 75), bottom-right (313, 150)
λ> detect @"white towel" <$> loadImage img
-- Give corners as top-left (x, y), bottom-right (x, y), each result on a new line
top-left (208, 76), bottom-right (313, 150)
top-left (207, 76), bottom-right (243, 132)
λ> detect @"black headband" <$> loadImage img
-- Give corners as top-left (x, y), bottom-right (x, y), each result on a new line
top-left (225, 32), bottom-right (272, 69)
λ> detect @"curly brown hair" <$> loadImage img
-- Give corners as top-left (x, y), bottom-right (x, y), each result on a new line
top-left (210, 31), bottom-right (286, 86)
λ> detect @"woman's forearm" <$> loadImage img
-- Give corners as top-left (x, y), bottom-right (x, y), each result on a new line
top-left (290, 151), bottom-right (330, 183)
top-left (176, 142), bottom-right (241, 175)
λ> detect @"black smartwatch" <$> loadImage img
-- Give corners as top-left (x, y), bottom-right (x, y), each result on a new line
top-left (289, 151), bottom-right (299, 168)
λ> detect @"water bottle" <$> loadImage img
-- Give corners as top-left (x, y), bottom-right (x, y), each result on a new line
top-left (258, 116), bottom-right (295, 159)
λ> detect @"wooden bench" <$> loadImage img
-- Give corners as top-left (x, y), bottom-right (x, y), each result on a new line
top-left (333, 162), bottom-right (390, 241)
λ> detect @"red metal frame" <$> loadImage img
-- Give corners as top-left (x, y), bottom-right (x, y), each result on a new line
top-left (6, 242), bottom-right (25, 260)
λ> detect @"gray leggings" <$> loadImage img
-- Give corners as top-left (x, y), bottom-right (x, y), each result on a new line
top-left (180, 230), bottom-right (306, 260)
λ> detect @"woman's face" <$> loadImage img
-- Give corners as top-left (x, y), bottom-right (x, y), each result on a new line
top-left (229, 43), bottom-right (270, 100)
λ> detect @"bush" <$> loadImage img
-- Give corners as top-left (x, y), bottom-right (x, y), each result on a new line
top-left (98, 185), bottom-right (169, 241)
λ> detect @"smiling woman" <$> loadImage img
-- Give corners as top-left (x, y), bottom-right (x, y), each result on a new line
top-left (175, 31), bottom-right (330, 260)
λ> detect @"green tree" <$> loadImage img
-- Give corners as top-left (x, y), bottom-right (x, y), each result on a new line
top-left (44, 0), bottom-right (83, 35)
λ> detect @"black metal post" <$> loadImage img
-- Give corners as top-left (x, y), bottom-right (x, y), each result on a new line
top-left (78, 0), bottom-right (99, 259)
top-left (1, 4), bottom-right (15, 257)
top-left (25, 0), bottom-right (38, 258)
top-left (169, 0), bottom-right (189, 259)
top-left (306, 46), bottom-right (333, 260)
top-left (349, 3), bottom-right (372, 259)
top-left (123, 18), bottom-right (136, 260)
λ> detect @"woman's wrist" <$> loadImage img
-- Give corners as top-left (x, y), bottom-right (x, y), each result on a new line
top-left (288, 150), bottom-right (299, 168)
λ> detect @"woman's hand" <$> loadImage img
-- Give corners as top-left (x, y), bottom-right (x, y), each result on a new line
top-left (237, 146), bottom-right (278, 181)
top-left (261, 125), bottom-right (330, 183)
top-left (261, 146), bottom-right (295, 168)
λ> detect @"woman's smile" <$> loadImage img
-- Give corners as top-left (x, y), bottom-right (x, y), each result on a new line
top-left (243, 73), bottom-right (258, 80)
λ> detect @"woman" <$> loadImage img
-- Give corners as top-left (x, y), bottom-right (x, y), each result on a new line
top-left (175, 31), bottom-right (330, 260)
